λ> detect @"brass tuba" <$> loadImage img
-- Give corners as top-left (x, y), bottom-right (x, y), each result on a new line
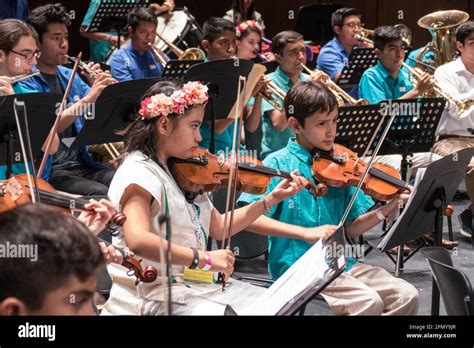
top-left (416, 10), bottom-right (469, 67)
top-left (155, 31), bottom-right (206, 60)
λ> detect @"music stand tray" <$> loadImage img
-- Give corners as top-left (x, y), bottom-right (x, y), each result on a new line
top-left (337, 48), bottom-right (377, 87)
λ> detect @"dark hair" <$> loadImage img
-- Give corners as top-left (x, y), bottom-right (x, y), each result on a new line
top-left (0, 19), bottom-right (38, 53)
top-left (284, 81), bottom-right (338, 125)
top-left (331, 7), bottom-right (361, 27)
top-left (118, 79), bottom-right (184, 164)
top-left (0, 204), bottom-right (104, 310)
top-left (231, 0), bottom-right (257, 24)
top-left (374, 25), bottom-right (403, 51)
top-left (128, 7), bottom-right (157, 31)
top-left (27, 3), bottom-right (71, 43)
top-left (203, 17), bottom-right (235, 43)
top-left (271, 30), bottom-right (304, 56)
top-left (456, 21), bottom-right (474, 45)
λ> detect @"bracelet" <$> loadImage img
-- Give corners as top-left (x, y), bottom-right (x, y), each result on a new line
top-left (262, 198), bottom-right (271, 213)
top-left (375, 208), bottom-right (387, 221)
top-left (199, 251), bottom-right (212, 271)
top-left (189, 247), bottom-right (199, 269)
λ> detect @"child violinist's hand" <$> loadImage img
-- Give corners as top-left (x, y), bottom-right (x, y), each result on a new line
top-left (266, 170), bottom-right (307, 206)
top-left (301, 225), bottom-right (338, 243)
top-left (98, 242), bottom-right (124, 265)
top-left (77, 199), bottom-right (117, 236)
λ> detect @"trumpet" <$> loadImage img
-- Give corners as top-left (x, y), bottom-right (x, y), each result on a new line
top-left (148, 42), bottom-right (169, 67)
top-left (11, 71), bottom-right (40, 84)
top-left (354, 33), bottom-right (373, 46)
top-left (401, 61), bottom-right (473, 118)
top-left (257, 77), bottom-right (286, 111)
top-left (64, 54), bottom-right (99, 79)
top-left (155, 31), bottom-right (205, 60)
top-left (300, 63), bottom-right (369, 107)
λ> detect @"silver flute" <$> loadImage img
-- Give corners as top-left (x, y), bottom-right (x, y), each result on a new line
top-left (10, 71), bottom-right (40, 84)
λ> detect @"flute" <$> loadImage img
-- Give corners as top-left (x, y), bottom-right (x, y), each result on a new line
top-left (11, 71), bottom-right (40, 84)
top-left (64, 54), bottom-right (99, 78)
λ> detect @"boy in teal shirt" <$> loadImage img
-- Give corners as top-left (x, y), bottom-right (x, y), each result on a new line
top-left (238, 80), bottom-right (419, 315)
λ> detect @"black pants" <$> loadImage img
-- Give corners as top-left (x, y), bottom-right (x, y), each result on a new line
top-left (49, 165), bottom-right (115, 196)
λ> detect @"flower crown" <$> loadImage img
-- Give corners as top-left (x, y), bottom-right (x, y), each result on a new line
top-left (138, 81), bottom-right (209, 120)
top-left (236, 20), bottom-right (262, 38)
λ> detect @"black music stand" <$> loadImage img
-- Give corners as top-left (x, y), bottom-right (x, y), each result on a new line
top-left (295, 4), bottom-right (344, 44)
top-left (337, 48), bottom-right (377, 87)
top-left (183, 58), bottom-right (254, 154)
top-left (84, 0), bottom-right (148, 50)
top-left (162, 59), bottom-right (203, 78)
top-left (378, 147), bottom-right (474, 315)
top-left (0, 93), bottom-right (61, 176)
top-left (69, 78), bottom-right (161, 148)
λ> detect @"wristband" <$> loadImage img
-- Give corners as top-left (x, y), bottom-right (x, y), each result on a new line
top-left (375, 208), bottom-right (387, 221)
top-left (199, 251), bottom-right (212, 271)
top-left (189, 247), bottom-right (199, 269)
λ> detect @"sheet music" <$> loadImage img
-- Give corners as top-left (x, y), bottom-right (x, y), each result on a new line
top-left (239, 233), bottom-right (346, 315)
top-left (377, 168), bottom-right (426, 250)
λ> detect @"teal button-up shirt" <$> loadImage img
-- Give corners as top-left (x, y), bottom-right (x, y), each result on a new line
top-left (358, 62), bottom-right (413, 104)
top-left (260, 67), bottom-right (309, 159)
top-left (237, 138), bottom-right (374, 280)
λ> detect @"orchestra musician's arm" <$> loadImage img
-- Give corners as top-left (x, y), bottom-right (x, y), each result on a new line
top-left (244, 78), bottom-right (269, 132)
top-left (267, 108), bottom-right (289, 132)
top-left (79, 26), bottom-right (120, 46)
top-left (399, 72), bottom-right (434, 100)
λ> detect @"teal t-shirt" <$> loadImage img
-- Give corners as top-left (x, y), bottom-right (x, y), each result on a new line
top-left (260, 67), bottom-right (309, 159)
top-left (237, 138), bottom-right (374, 280)
top-left (358, 62), bottom-right (414, 104)
top-left (81, 0), bottom-right (113, 62)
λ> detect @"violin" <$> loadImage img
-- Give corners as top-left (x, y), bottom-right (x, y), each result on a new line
top-left (0, 174), bottom-right (158, 284)
top-left (312, 144), bottom-right (410, 201)
top-left (169, 148), bottom-right (328, 199)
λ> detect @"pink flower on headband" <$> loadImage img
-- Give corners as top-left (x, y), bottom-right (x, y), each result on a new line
top-left (236, 20), bottom-right (261, 38)
top-left (138, 81), bottom-right (209, 120)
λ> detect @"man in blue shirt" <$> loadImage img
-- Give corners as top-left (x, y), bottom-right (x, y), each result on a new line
top-left (317, 7), bottom-right (372, 98)
top-left (237, 81), bottom-right (419, 315)
top-left (0, 0), bottom-right (28, 20)
top-left (21, 4), bottom-right (117, 195)
top-left (359, 25), bottom-right (433, 104)
top-left (109, 7), bottom-right (164, 82)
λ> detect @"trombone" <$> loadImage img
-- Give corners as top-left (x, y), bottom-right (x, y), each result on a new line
top-left (148, 42), bottom-right (170, 66)
top-left (300, 63), bottom-right (369, 106)
top-left (154, 31), bottom-right (205, 60)
top-left (401, 61), bottom-right (473, 118)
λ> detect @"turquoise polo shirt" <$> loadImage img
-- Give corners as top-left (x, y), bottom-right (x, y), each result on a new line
top-left (402, 44), bottom-right (435, 75)
top-left (358, 62), bottom-right (413, 104)
top-left (81, 0), bottom-right (114, 62)
top-left (260, 67), bottom-right (309, 160)
top-left (237, 138), bottom-right (374, 280)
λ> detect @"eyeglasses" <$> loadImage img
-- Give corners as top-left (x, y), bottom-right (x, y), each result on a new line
top-left (343, 22), bottom-right (363, 29)
top-left (286, 47), bottom-right (306, 57)
top-left (10, 49), bottom-right (42, 61)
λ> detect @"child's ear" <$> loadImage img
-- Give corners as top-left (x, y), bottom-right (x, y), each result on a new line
top-left (156, 116), bottom-right (172, 135)
top-left (333, 25), bottom-right (342, 36)
top-left (375, 48), bottom-right (382, 59)
top-left (201, 40), bottom-right (210, 51)
top-left (0, 297), bottom-right (28, 315)
top-left (0, 49), bottom-right (6, 63)
top-left (287, 116), bottom-right (303, 133)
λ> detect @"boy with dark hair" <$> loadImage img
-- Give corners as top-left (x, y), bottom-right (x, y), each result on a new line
top-left (359, 25), bottom-right (433, 103)
top-left (434, 21), bottom-right (474, 239)
top-left (0, 204), bottom-right (104, 315)
top-left (238, 80), bottom-right (419, 315)
top-left (109, 7), bottom-right (164, 81)
top-left (317, 7), bottom-right (372, 84)
top-left (21, 3), bottom-right (117, 195)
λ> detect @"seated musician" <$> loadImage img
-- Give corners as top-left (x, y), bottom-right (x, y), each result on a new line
top-left (0, 18), bottom-right (60, 180)
top-left (238, 81), bottom-right (419, 315)
top-left (109, 7), bottom-right (165, 82)
top-left (434, 21), bottom-right (474, 240)
top-left (316, 7), bottom-right (373, 98)
top-left (258, 30), bottom-right (310, 159)
top-left (18, 3), bottom-right (117, 195)
top-left (101, 79), bottom-right (307, 315)
top-left (224, 0), bottom-right (266, 32)
top-left (0, 203), bottom-right (122, 315)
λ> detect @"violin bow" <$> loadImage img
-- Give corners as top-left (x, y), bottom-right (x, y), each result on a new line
top-left (220, 75), bottom-right (247, 290)
top-left (37, 52), bottom-right (82, 178)
top-left (337, 105), bottom-right (398, 228)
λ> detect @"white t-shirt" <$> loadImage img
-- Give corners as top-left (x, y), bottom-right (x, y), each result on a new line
top-left (102, 151), bottom-right (264, 315)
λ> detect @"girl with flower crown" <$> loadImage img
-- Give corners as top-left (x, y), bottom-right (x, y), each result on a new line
top-left (101, 79), bottom-right (308, 315)
top-left (236, 20), bottom-right (274, 63)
